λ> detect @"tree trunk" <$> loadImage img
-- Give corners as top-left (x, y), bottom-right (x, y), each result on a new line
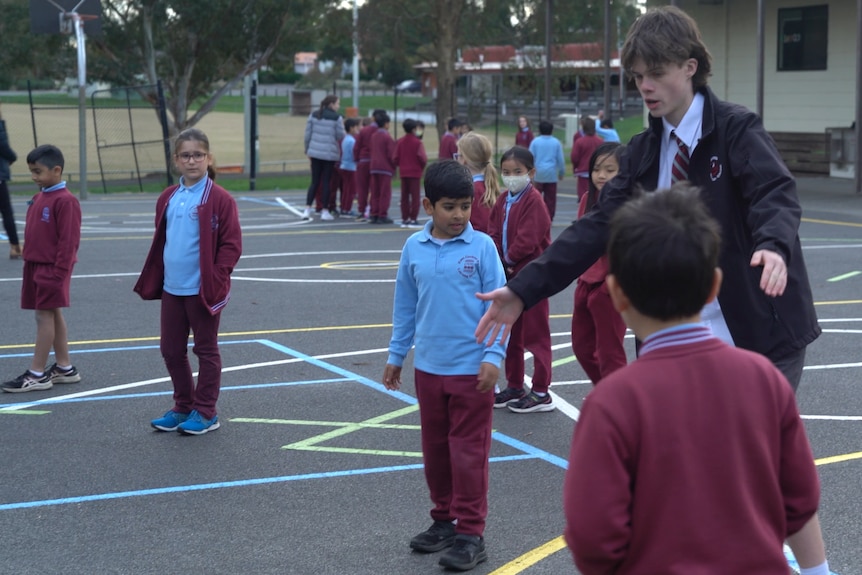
top-left (432, 0), bottom-right (464, 138)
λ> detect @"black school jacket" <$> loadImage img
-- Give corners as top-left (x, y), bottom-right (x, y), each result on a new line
top-left (508, 86), bottom-right (820, 360)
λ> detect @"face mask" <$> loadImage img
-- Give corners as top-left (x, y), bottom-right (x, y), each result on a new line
top-left (415, 130), bottom-right (423, 139)
top-left (502, 174), bottom-right (531, 193)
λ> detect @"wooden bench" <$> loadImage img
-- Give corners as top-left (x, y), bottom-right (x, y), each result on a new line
top-left (769, 132), bottom-right (829, 175)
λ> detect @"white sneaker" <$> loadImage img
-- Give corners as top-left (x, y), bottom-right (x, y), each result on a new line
top-left (301, 207), bottom-right (313, 220)
top-left (320, 209), bottom-right (335, 221)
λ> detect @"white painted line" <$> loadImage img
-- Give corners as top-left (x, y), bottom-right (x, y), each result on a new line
top-left (276, 197), bottom-right (307, 218)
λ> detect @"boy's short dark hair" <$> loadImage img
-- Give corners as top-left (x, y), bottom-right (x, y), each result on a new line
top-left (538, 120), bottom-right (553, 135)
top-left (447, 117), bottom-right (463, 131)
top-left (26, 144), bottom-right (65, 172)
top-left (600, 118), bottom-right (614, 129)
top-left (581, 115), bottom-right (596, 136)
top-left (621, 6), bottom-right (712, 89)
top-left (608, 182), bottom-right (721, 321)
top-left (376, 112), bottom-right (391, 128)
top-left (424, 160), bottom-right (473, 205)
top-left (403, 118), bottom-right (417, 134)
top-left (344, 118), bottom-right (360, 131)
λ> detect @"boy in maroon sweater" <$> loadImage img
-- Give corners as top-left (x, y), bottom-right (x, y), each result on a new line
top-left (2, 145), bottom-right (82, 392)
top-left (353, 109), bottom-right (384, 221)
top-left (369, 112), bottom-right (396, 224)
top-left (393, 118), bottom-right (427, 226)
top-left (437, 117), bottom-right (461, 161)
top-left (564, 183), bottom-right (828, 574)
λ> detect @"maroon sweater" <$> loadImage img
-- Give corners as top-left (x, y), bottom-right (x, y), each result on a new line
top-left (470, 180), bottom-right (492, 234)
top-left (370, 128), bottom-right (396, 175)
top-left (353, 124), bottom-right (378, 162)
top-left (393, 133), bottom-right (427, 178)
top-left (438, 132), bottom-right (458, 161)
top-left (134, 180), bottom-right (242, 315)
top-left (565, 334), bottom-right (819, 575)
top-left (488, 184), bottom-right (551, 275)
top-left (576, 192), bottom-right (608, 284)
top-left (22, 187), bottom-right (82, 276)
top-left (571, 134), bottom-right (603, 176)
top-left (515, 128), bottom-right (534, 149)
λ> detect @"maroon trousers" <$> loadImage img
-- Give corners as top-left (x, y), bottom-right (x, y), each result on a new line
top-left (370, 173), bottom-right (393, 218)
top-left (400, 177), bottom-right (421, 221)
top-left (415, 369), bottom-right (494, 537)
top-left (504, 298), bottom-right (552, 394)
top-left (356, 160), bottom-right (372, 214)
top-left (340, 168), bottom-right (356, 213)
top-left (160, 292), bottom-right (222, 420)
top-left (571, 280), bottom-right (627, 384)
top-left (533, 181), bottom-right (557, 220)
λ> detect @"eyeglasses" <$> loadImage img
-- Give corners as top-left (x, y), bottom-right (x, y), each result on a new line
top-left (453, 153), bottom-right (460, 160)
top-left (177, 152), bottom-right (207, 162)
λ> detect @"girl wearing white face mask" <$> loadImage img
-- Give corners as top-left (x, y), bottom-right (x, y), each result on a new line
top-left (487, 146), bottom-right (555, 414)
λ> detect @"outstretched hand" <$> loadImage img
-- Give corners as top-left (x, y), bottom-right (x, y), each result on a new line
top-left (751, 249), bottom-right (787, 297)
top-left (475, 287), bottom-right (524, 346)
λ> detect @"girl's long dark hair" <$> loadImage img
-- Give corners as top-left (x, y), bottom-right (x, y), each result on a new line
top-left (586, 142), bottom-right (624, 210)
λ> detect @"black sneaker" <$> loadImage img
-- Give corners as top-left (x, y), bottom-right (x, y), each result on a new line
top-left (377, 217), bottom-right (394, 224)
top-left (438, 534), bottom-right (487, 571)
top-left (507, 391), bottom-right (555, 413)
top-left (44, 363), bottom-right (82, 384)
top-left (493, 387), bottom-right (525, 409)
top-left (368, 216), bottom-right (380, 224)
top-left (409, 520), bottom-right (456, 553)
top-left (1, 370), bottom-right (52, 393)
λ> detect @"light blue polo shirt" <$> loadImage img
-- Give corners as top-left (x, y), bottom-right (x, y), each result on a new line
top-left (163, 176), bottom-right (206, 296)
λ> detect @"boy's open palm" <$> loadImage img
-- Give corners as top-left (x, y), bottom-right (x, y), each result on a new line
top-left (476, 363), bottom-right (499, 392)
top-left (383, 364), bottom-right (402, 390)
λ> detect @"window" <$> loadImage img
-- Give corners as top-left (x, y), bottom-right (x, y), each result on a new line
top-left (777, 5), bottom-right (828, 71)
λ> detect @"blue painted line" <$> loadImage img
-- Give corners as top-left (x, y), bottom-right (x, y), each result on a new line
top-left (0, 454), bottom-right (537, 511)
top-left (0, 339), bottom-right (262, 360)
top-left (256, 339), bottom-right (571, 470)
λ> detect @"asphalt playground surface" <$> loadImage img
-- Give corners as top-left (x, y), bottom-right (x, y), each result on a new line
top-left (0, 177), bottom-right (859, 575)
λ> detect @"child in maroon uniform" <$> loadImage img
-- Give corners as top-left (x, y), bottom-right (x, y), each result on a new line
top-left (437, 117), bottom-right (461, 161)
top-left (393, 118), bottom-right (427, 227)
top-left (571, 142), bottom-right (628, 384)
top-left (369, 112), bottom-right (396, 224)
top-left (456, 132), bottom-right (500, 234)
top-left (570, 115), bottom-right (602, 200)
top-left (565, 183), bottom-right (828, 575)
top-left (2, 145), bottom-right (82, 393)
top-left (135, 128), bottom-right (242, 435)
top-left (353, 110), bottom-right (384, 221)
top-left (514, 115), bottom-right (533, 149)
top-left (488, 146), bottom-right (554, 413)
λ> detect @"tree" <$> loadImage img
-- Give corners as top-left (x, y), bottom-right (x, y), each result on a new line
top-left (0, 0), bottom-right (74, 89)
top-left (89, 0), bottom-right (320, 133)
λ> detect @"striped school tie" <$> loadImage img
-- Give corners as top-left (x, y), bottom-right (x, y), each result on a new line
top-left (671, 131), bottom-right (690, 184)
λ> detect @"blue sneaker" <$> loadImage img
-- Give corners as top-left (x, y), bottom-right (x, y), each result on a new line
top-left (177, 410), bottom-right (220, 435)
top-left (151, 409), bottom-right (190, 432)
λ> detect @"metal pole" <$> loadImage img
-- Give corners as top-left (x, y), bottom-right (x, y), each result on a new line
top-left (603, 0), bottom-right (611, 120)
top-left (756, 0), bottom-right (765, 120)
top-left (250, 79), bottom-right (257, 191)
top-left (393, 90), bottom-right (399, 139)
top-left (544, 0), bottom-right (552, 121)
top-left (856, 0), bottom-right (862, 193)
top-left (156, 80), bottom-right (173, 186)
top-left (617, 15), bottom-right (624, 117)
top-left (74, 15), bottom-right (88, 199)
top-left (352, 0), bottom-right (360, 110)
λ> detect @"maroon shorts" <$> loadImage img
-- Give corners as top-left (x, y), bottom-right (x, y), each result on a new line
top-left (21, 262), bottom-right (72, 310)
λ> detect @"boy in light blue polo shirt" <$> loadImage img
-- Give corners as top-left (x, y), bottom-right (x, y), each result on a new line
top-left (383, 160), bottom-right (506, 572)
top-left (528, 120), bottom-right (566, 220)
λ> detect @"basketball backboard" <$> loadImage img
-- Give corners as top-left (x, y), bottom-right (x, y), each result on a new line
top-left (30, 0), bottom-right (103, 36)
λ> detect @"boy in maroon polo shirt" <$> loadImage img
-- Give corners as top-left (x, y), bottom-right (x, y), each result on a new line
top-left (393, 118), bottom-right (427, 227)
top-left (2, 145), bottom-right (82, 393)
top-left (564, 183), bottom-right (828, 574)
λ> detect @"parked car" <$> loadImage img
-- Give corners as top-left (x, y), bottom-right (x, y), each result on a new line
top-left (395, 79), bottom-right (422, 93)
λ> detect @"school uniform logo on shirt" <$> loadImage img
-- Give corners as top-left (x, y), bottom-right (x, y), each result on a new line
top-left (41, 207), bottom-right (50, 223)
top-left (709, 156), bottom-right (723, 182)
top-left (189, 205), bottom-right (199, 221)
top-left (457, 255), bottom-right (479, 279)
top-left (211, 215), bottom-right (219, 230)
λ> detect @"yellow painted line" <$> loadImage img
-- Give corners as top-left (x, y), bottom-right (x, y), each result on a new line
top-left (289, 445), bottom-right (424, 457)
top-left (231, 417), bottom-right (420, 431)
top-left (0, 409), bottom-right (51, 415)
top-left (814, 299), bottom-right (862, 306)
top-left (551, 355), bottom-right (578, 368)
top-left (802, 217), bottom-right (862, 228)
top-left (815, 450), bottom-right (862, 466)
top-left (488, 536), bottom-right (568, 575)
